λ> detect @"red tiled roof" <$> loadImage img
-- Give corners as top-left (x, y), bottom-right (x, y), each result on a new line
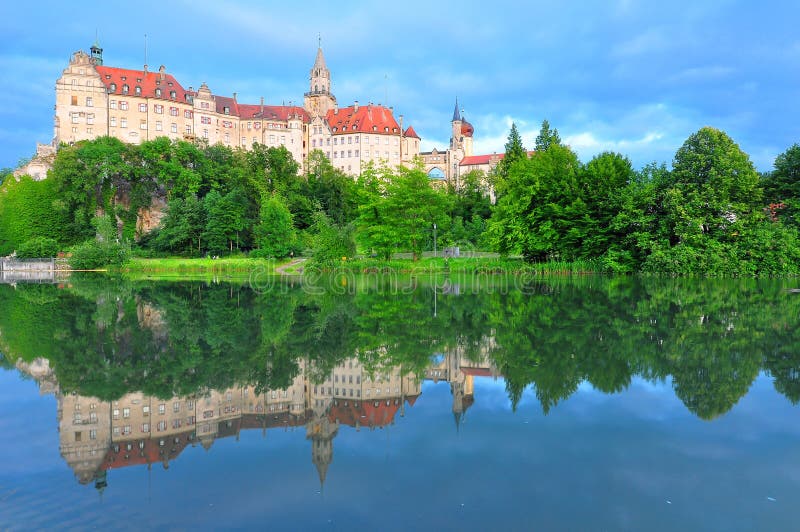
top-left (102, 430), bottom-right (194, 471)
top-left (460, 154), bottom-right (499, 166)
top-left (96, 66), bottom-right (191, 103)
top-left (461, 367), bottom-right (494, 377)
top-left (325, 104), bottom-right (401, 135)
top-left (460, 151), bottom-right (534, 166)
top-left (232, 102), bottom-right (310, 123)
top-left (404, 126), bottom-right (420, 139)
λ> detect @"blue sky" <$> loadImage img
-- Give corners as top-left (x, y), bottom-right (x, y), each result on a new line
top-left (2, 0), bottom-right (798, 171)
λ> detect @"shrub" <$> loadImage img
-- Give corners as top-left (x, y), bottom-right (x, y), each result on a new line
top-left (16, 237), bottom-right (59, 258)
top-left (69, 240), bottom-right (129, 270)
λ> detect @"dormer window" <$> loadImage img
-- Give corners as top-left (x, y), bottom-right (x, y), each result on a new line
top-left (109, 83), bottom-right (117, 92)
top-left (135, 86), bottom-right (141, 95)
top-left (136, 78), bottom-right (142, 83)
top-left (121, 76), bottom-right (127, 81)
top-left (168, 82), bottom-right (173, 86)
top-left (170, 91), bottom-right (176, 99)
top-left (373, 126), bottom-right (377, 131)
top-left (385, 127), bottom-right (389, 132)
top-left (105, 74), bottom-right (111, 80)
top-left (122, 84), bottom-right (129, 94)
top-left (224, 106), bottom-right (230, 115)
top-left (155, 88), bottom-right (162, 97)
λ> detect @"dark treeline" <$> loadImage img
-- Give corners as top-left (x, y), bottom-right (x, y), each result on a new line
top-left (1, 125), bottom-right (799, 274)
top-left (1, 277), bottom-right (798, 420)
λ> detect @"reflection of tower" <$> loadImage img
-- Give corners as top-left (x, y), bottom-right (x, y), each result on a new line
top-left (306, 416), bottom-right (338, 487)
top-left (451, 374), bottom-right (475, 431)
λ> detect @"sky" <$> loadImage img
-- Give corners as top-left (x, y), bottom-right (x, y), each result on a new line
top-left (1, 0), bottom-right (799, 171)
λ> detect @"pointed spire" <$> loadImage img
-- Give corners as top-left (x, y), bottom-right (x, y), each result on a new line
top-left (313, 45), bottom-right (327, 71)
top-left (452, 98), bottom-right (461, 122)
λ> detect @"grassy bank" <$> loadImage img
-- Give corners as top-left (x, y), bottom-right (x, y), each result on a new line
top-left (113, 256), bottom-right (603, 277)
top-left (119, 257), bottom-right (285, 275)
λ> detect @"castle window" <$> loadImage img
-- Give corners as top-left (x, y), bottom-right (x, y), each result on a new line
top-left (155, 121), bottom-right (162, 131)
top-left (355, 136), bottom-right (359, 143)
top-left (355, 149), bottom-right (359, 157)
top-left (154, 104), bottom-right (163, 114)
top-left (121, 118), bottom-right (127, 128)
top-left (110, 117), bottom-right (117, 127)
top-left (120, 101), bottom-right (128, 110)
top-left (139, 103), bottom-right (147, 112)
top-left (171, 123), bottom-right (178, 133)
top-left (169, 107), bottom-right (178, 116)
top-left (71, 95), bottom-right (78, 106)
top-left (140, 120), bottom-right (147, 130)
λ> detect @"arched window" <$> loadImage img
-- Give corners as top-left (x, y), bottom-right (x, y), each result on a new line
top-left (428, 167), bottom-right (446, 180)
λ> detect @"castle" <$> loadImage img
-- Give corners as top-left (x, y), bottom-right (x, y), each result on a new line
top-left (17, 42), bottom-right (502, 185)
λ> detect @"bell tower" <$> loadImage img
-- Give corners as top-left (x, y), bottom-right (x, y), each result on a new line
top-left (304, 40), bottom-right (337, 118)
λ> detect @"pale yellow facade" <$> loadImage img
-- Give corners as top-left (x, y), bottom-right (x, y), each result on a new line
top-left (50, 44), bottom-right (419, 177)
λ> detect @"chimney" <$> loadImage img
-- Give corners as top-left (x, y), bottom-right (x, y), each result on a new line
top-left (233, 92), bottom-right (237, 103)
top-left (158, 65), bottom-right (165, 80)
top-left (354, 100), bottom-right (359, 112)
top-left (260, 96), bottom-right (264, 116)
top-left (143, 64), bottom-right (148, 73)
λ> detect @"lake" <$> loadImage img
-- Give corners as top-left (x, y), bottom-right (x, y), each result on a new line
top-left (0, 274), bottom-right (798, 530)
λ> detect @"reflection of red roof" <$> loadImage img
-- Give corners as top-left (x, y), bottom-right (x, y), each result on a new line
top-left (404, 126), bottom-right (420, 139)
top-left (325, 105), bottom-right (401, 136)
top-left (461, 367), bottom-right (494, 377)
top-left (96, 66), bottom-right (191, 103)
top-left (102, 430), bottom-right (195, 471)
top-left (328, 396), bottom-right (419, 428)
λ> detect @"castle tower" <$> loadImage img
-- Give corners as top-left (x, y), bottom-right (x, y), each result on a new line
top-left (304, 45), bottom-right (337, 118)
top-left (90, 41), bottom-right (103, 66)
top-left (450, 98), bottom-right (462, 151)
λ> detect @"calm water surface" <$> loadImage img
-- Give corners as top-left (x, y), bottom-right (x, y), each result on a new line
top-left (0, 275), bottom-right (798, 530)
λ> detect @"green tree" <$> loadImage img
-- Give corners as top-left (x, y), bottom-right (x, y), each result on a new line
top-left (310, 212), bottom-right (356, 264)
top-left (307, 150), bottom-right (357, 225)
top-left (0, 175), bottom-right (73, 254)
top-left (253, 193), bottom-right (296, 258)
top-left (356, 165), bottom-right (451, 260)
top-left (534, 119), bottom-right (562, 152)
top-left (763, 143), bottom-right (800, 229)
top-left (494, 123), bottom-right (527, 186)
top-left (487, 143), bottom-right (583, 260)
top-left (154, 195), bottom-right (207, 254)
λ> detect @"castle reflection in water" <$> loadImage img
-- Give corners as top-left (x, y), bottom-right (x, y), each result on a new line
top-left (18, 349), bottom-right (499, 492)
